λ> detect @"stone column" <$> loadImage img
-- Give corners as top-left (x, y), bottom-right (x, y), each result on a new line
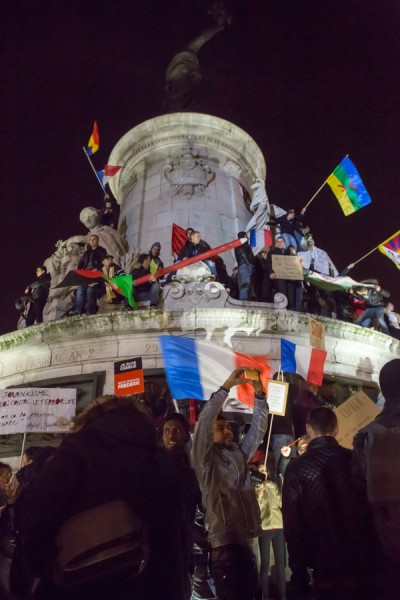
top-left (108, 112), bottom-right (266, 271)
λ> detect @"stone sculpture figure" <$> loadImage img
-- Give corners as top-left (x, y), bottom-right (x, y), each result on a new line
top-left (79, 206), bottom-right (128, 260)
top-left (163, 1), bottom-right (232, 111)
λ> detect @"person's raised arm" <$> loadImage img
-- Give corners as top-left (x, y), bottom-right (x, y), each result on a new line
top-left (191, 368), bottom-right (247, 469)
top-left (241, 377), bottom-right (269, 459)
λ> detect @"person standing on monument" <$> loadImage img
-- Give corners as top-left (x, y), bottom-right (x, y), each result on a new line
top-left (24, 265), bottom-right (51, 326)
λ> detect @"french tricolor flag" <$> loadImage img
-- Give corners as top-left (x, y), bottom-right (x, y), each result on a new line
top-left (280, 339), bottom-right (327, 386)
top-left (159, 336), bottom-right (270, 407)
top-left (248, 229), bottom-right (273, 248)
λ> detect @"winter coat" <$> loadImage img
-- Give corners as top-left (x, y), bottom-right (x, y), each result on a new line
top-left (21, 407), bottom-right (187, 600)
top-left (191, 388), bottom-right (269, 548)
top-left (234, 241), bottom-right (255, 268)
top-left (283, 436), bottom-right (372, 592)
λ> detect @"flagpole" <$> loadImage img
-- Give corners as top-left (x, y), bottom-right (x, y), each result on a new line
top-left (303, 179), bottom-right (328, 210)
top-left (352, 245), bottom-right (381, 266)
top-left (82, 147), bottom-right (106, 193)
top-left (303, 155), bottom-right (350, 211)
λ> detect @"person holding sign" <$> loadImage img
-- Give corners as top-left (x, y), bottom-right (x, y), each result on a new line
top-left (191, 368), bottom-right (269, 600)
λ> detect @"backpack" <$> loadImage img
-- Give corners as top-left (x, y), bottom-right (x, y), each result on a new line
top-left (53, 500), bottom-right (149, 589)
top-left (364, 423), bottom-right (400, 561)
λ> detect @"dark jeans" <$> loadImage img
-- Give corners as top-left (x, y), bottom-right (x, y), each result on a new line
top-left (211, 543), bottom-right (258, 600)
top-left (355, 306), bottom-right (389, 335)
top-left (25, 300), bottom-right (45, 326)
top-left (259, 529), bottom-right (286, 600)
top-left (76, 284), bottom-right (105, 314)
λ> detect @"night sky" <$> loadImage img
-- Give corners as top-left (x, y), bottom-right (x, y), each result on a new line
top-left (3, 0), bottom-right (400, 335)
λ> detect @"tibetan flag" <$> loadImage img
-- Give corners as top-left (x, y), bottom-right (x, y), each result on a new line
top-left (248, 229), bottom-right (273, 248)
top-left (326, 157), bottom-right (371, 216)
top-left (172, 223), bottom-right (187, 255)
top-left (159, 336), bottom-right (270, 407)
top-left (86, 121), bottom-right (99, 155)
top-left (378, 230), bottom-right (400, 270)
top-left (97, 165), bottom-right (122, 186)
top-left (281, 338), bottom-right (326, 386)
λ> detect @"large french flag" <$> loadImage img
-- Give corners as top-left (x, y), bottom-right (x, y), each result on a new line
top-left (280, 338), bottom-right (327, 386)
top-left (159, 336), bottom-right (270, 407)
top-left (248, 229), bottom-right (273, 248)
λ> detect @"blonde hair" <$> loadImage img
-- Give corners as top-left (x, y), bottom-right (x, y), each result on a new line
top-left (72, 395), bottom-right (150, 432)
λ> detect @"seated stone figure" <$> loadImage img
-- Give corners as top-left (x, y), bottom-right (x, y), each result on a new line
top-left (79, 206), bottom-right (128, 261)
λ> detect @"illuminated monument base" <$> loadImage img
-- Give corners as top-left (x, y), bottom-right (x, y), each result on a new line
top-left (0, 113), bottom-right (398, 457)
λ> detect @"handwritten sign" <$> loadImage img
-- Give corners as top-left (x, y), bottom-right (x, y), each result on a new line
top-left (308, 317), bottom-right (325, 351)
top-left (334, 391), bottom-right (381, 449)
top-left (266, 380), bottom-right (289, 416)
top-left (0, 388), bottom-right (77, 434)
top-left (271, 255), bottom-right (304, 281)
top-left (114, 357), bottom-right (144, 396)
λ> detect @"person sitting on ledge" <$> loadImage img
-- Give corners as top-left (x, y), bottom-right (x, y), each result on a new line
top-left (131, 253), bottom-right (161, 308)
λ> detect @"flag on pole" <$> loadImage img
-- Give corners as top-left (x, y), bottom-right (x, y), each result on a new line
top-left (86, 121), bottom-right (99, 155)
top-left (248, 229), bottom-right (273, 248)
top-left (172, 223), bottom-right (187, 255)
top-left (326, 157), bottom-right (371, 216)
top-left (281, 338), bottom-right (326, 386)
top-left (304, 270), bottom-right (374, 292)
top-left (378, 230), bottom-right (400, 269)
top-left (97, 165), bottom-right (122, 186)
top-left (159, 336), bottom-right (270, 407)
top-left (55, 270), bottom-right (136, 308)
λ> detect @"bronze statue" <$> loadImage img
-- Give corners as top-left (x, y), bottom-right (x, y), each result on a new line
top-left (163, 1), bottom-right (231, 112)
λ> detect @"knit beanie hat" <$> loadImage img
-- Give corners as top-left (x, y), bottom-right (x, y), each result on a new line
top-left (379, 359), bottom-right (400, 399)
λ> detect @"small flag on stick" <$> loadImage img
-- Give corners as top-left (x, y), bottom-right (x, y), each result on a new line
top-left (248, 229), bottom-right (273, 248)
top-left (97, 165), bottom-right (122, 186)
top-left (86, 121), bottom-right (99, 156)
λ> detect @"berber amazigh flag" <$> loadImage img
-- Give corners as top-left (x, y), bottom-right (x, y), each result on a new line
top-left (280, 338), bottom-right (327, 386)
top-left (159, 336), bottom-right (270, 408)
top-left (326, 156), bottom-right (371, 216)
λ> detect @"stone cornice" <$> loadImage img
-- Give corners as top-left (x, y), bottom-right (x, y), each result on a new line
top-left (107, 113), bottom-right (266, 203)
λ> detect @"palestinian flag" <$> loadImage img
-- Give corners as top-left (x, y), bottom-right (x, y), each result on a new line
top-left (56, 270), bottom-right (137, 308)
top-left (304, 270), bottom-right (373, 292)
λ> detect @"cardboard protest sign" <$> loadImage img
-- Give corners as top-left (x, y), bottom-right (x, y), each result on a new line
top-left (266, 380), bottom-right (289, 416)
top-left (308, 317), bottom-right (325, 351)
top-left (114, 357), bottom-right (144, 396)
top-left (271, 255), bottom-right (304, 280)
top-left (334, 391), bottom-right (381, 449)
top-left (0, 388), bottom-right (76, 434)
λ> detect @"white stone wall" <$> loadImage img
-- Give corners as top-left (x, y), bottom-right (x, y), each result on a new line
top-left (109, 113), bottom-right (266, 273)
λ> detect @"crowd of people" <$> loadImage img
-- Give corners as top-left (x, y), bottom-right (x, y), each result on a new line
top-left (0, 359), bottom-right (398, 599)
top-left (17, 199), bottom-right (398, 339)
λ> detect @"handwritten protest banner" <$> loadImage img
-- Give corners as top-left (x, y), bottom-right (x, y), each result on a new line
top-left (271, 255), bottom-right (304, 280)
top-left (334, 390), bottom-right (381, 449)
top-left (308, 317), bottom-right (325, 351)
top-left (266, 380), bottom-right (289, 416)
top-left (0, 388), bottom-right (77, 434)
